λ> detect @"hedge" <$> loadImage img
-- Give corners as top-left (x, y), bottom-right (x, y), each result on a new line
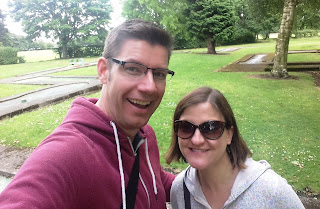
top-left (293, 30), bottom-right (320, 38)
top-left (54, 45), bottom-right (104, 58)
top-left (0, 47), bottom-right (19, 65)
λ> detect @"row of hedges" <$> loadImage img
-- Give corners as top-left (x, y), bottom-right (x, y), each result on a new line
top-left (54, 45), bottom-right (104, 58)
top-left (0, 47), bottom-right (25, 65)
top-left (293, 30), bottom-right (320, 38)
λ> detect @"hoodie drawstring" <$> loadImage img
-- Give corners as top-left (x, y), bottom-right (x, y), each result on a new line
top-left (110, 121), bottom-right (126, 209)
top-left (144, 139), bottom-right (158, 200)
top-left (110, 121), bottom-right (158, 208)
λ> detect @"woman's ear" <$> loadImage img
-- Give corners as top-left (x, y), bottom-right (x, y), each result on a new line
top-left (227, 126), bottom-right (234, 145)
top-left (97, 57), bottom-right (109, 84)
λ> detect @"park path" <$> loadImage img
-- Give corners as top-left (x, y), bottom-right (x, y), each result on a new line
top-left (0, 61), bottom-right (101, 120)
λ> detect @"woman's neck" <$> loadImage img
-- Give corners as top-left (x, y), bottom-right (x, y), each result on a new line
top-left (197, 155), bottom-right (240, 209)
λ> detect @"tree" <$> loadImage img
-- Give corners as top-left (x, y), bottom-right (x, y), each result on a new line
top-left (247, 0), bottom-right (320, 78)
top-left (295, 1), bottom-right (320, 30)
top-left (271, 0), bottom-right (297, 78)
top-left (246, 0), bottom-right (282, 39)
top-left (231, 0), bottom-right (261, 42)
top-left (10, 0), bottom-right (112, 59)
top-left (122, 0), bottom-right (162, 24)
top-left (271, 0), bottom-right (320, 78)
top-left (0, 9), bottom-right (11, 46)
top-left (122, 0), bottom-right (193, 49)
top-left (187, 0), bottom-right (235, 54)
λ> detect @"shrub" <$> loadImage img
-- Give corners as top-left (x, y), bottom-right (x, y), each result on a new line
top-left (0, 47), bottom-right (19, 65)
top-left (54, 45), bottom-right (104, 58)
top-left (18, 56), bottom-right (26, 63)
top-left (293, 30), bottom-right (320, 38)
top-left (218, 27), bottom-right (256, 45)
top-left (173, 34), bottom-right (206, 50)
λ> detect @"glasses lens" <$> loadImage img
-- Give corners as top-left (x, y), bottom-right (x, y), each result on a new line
top-left (175, 121), bottom-right (195, 139)
top-left (151, 69), bottom-right (167, 81)
top-left (199, 121), bottom-right (225, 140)
top-left (123, 63), bottom-right (145, 77)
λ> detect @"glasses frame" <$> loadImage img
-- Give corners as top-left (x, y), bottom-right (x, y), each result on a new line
top-left (174, 120), bottom-right (227, 140)
top-left (108, 57), bottom-right (174, 81)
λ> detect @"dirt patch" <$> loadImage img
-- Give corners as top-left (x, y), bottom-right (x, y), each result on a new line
top-left (0, 146), bottom-right (34, 177)
top-left (247, 73), bottom-right (300, 80)
top-left (247, 71), bottom-right (320, 88)
top-left (309, 71), bottom-right (320, 88)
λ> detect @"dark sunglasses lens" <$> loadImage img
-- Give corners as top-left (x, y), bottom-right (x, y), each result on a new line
top-left (175, 121), bottom-right (195, 139)
top-left (200, 121), bottom-right (224, 140)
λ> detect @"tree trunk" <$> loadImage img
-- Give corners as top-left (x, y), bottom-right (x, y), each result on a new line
top-left (62, 44), bottom-right (68, 59)
top-left (271, 0), bottom-right (298, 78)
top-left (207, 38), bottom-right (216, 54)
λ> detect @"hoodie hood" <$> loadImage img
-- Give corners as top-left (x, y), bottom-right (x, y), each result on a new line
top-left (172, 157), bottom-right (303, 209)
top-left (61, 97), bottom-right (149, 142)
top-left (183, 158), bottom-right (271, 208)
top-left (226, 158), bottom-right (271, 204)
top-left (61, 97), bottom-right (158, 208)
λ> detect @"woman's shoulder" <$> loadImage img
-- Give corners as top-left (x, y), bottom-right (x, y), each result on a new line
top-left (172, 168), bottom-right (186, 185)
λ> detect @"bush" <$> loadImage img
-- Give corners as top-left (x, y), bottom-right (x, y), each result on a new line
top-left (18, 56), bottom-right (26, 63)
top-left (218, 27), bottom-right (256, 45)
top-left (0, 47), bottom-right (19, 65)
top-left (54, 45), bottom-right (104, 58)
top-left (173, 35), bottom-right (206, 50)
top-left (293, 30), bottom-right (320, 38)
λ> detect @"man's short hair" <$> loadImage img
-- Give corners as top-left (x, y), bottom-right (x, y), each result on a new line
top-left (102, 19), bottom-right (173, 62)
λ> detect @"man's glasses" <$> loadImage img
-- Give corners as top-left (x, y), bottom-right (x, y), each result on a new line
top-left (108, 57), bottom-right (174, 82)
top-left (174, 120), bottom-right (227, 140)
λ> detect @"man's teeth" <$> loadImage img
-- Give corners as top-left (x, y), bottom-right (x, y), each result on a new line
top-left (130, 99), bottom-right (150, 106)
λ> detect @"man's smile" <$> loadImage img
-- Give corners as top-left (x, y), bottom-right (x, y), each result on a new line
top-left (128, 99), bottom-right (151, 109)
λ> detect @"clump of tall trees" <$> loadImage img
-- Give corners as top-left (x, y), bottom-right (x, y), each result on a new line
top-left (8, 0), bottom-right (113, 59)
top-left (123, 0), bottom-right (320, 78)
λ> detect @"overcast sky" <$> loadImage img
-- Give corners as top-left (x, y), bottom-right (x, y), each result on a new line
top-left (1, 0), bottom-right (125, 38)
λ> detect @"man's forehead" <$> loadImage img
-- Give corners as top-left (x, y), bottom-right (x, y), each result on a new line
top-left (116, 39), bottom-right (169, 65)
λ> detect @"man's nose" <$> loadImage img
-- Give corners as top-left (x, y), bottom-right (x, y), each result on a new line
top-left (138, 69), bottom-right (157, 92)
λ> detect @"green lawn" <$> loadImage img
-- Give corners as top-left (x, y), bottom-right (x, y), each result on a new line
top-left (288, 53), bottom-right (320, 62)
top-left (49, 65), bottom-right (98, 76)
top-left (0, 57), bottom-right (99, 79)
top-left (0, 84), bottom-right (47, 98)
top-left (0, 37), bottom-right (319, 194)
top-left (18, 50), bottom-right (59, 63)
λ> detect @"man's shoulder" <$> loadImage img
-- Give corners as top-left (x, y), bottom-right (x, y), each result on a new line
top-left (141, 123), bottom-right (156, 138)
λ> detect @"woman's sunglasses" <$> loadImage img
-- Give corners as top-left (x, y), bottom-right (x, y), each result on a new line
top-left (174, 120), bottom-right (227, 140)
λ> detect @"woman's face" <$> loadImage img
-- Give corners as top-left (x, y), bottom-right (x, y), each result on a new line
top-left (177, 102), bottom-right (234, 171)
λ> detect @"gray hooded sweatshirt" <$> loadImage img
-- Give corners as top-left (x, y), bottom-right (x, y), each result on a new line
top-left (170, 158), bottom-right (305, 209)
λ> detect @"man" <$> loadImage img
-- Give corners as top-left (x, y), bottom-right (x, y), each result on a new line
top-left (0, 19), bottom-right (175, 209)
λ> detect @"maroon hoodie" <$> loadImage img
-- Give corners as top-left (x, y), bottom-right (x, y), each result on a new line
top-left (0, 97), bottom-right (175, 209)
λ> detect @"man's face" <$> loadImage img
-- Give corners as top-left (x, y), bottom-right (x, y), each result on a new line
top-left (98, 39), bottom-right (169, 138)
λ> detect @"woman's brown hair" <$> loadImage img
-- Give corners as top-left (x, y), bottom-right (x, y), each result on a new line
top-left (165, 86), bottom-right (252, 169)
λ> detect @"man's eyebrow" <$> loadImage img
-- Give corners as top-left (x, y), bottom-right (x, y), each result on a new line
top-left (124, 58), bottom-right (169, 69)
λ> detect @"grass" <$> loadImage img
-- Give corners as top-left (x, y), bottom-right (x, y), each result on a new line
top-left (49, 65), bottom-right (98, 76)
top-left (0, 84), bottom-right (47, 98)
top-left (0, 57), bottom-right (99, 79)
top-left (18, 50), bottom-right (59, 63)
top-left (0, 37), bottom-right (319, 194)
top-left (288, 53), bottom-right (320, 62)
top-left (153, 64), bottom-right (320, 194)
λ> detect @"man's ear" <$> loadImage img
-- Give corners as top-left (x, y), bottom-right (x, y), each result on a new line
top-left (97, 57), bottom-right (109, 84)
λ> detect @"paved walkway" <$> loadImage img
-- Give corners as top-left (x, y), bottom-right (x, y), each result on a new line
top-left (218, 51), bottom-right (320, 72)
top-left (0, 62), bottom-right (102, 120)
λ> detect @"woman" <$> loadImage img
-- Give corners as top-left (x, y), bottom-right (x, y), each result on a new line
top-left (166, 87), bottom-right (304, 209)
